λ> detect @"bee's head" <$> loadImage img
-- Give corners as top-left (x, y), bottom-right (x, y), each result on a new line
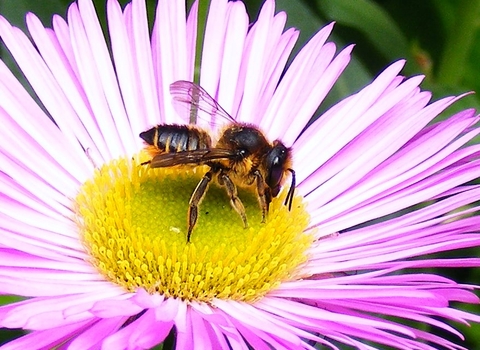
top-left (265, 141), bottom-right (295, 209)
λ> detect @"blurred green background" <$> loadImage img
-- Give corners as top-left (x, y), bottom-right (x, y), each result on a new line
top-left (1, 0), bottom-right (479, 348)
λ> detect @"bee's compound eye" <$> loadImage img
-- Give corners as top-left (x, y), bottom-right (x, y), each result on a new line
top-left (265, 144), bottom-right (288, 194)
top-left (271, 184), bottom-right (281, 197)
top-left (267, 158), bottom-right (284, 189)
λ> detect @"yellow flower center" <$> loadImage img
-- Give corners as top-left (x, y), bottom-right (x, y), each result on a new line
top-left (75, 155), bottom-right (311, 303)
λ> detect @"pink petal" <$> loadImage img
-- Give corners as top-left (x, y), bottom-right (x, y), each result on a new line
top-left (127, 0), bottom-right (162, 127)
top-left (0, 320), bottom-right (94, 350)
top-left (152, 0), bottom-right (191, 124)
top-left (66, 317), bottom-right (123, 350)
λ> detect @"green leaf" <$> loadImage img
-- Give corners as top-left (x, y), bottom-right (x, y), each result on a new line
top-left (316, 0), bottom-right (410, 63)
top-left (0, 0), bottom-right (68, 29)
top-left (0, 295), bottom-right (24, 305)
top-left (277, 0), bottom-right (372, 113)
top-left (276, 0), bottom-right (326, 50)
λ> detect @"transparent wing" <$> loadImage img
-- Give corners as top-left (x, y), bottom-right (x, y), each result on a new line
top-left (148, 148), bottom-right (237, 168)
top-left (170, 80), bottom-right (236, 125)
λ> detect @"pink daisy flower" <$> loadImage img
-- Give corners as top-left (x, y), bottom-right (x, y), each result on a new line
top-left (1, 0), bottom-right (480, 349)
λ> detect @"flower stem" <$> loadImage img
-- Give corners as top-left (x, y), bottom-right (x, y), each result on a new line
top-left (193, 0), bottom-right (210, 84)
top-left (436, 0), bottom-right (480, 86)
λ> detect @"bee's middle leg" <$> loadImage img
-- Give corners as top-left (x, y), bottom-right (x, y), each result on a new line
top-left (187, 170), bottom-right (213, 242)
top-left (218, 172), bottom-right (248, 228)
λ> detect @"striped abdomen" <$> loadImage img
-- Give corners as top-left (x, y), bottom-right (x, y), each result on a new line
top-left (139, 124), bottom-right (212, 153)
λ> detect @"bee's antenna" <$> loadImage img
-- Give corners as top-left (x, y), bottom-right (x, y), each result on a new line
top-left (284, 168), bottom-right (295, 210)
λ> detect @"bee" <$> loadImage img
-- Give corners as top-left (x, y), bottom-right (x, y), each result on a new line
top-left (140, 81), bottom-right (295, 242)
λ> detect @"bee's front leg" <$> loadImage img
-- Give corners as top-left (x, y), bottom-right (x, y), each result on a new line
top-left (218, 172), bottom-right (248, 229)
top-left (253, 170), bottom-right (269, 223)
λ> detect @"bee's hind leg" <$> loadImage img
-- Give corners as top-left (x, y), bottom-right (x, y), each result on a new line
top-left (187, 170), bottom-right (213, 242)
top-left (218, 172), bottom-right (248, 229)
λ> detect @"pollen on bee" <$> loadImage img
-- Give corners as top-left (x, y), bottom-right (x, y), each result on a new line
top-left (142, 145), bottom-right (161, 159)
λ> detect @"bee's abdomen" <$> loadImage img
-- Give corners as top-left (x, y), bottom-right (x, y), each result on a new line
top-left (140, 124), bottom-right (211, 152)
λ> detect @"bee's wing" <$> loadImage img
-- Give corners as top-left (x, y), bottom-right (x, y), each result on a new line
top-left (170, 80), bottom-right (236, 125)
top-left (148, 148), bottom-right (237, 168)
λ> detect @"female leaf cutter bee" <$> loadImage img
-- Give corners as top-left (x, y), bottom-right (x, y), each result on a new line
top-left (140, 81), bottom-right (295, 242)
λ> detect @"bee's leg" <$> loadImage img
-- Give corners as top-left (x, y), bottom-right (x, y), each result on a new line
top-left (187, 170), bottom-right (213, 242)
top-left (253, 170), bottom-right (269, 223)
top-left (218, 172), bottom-right (248, 228)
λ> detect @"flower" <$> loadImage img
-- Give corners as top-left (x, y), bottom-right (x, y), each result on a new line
top-left (1, 0), bottom-right (480, 349)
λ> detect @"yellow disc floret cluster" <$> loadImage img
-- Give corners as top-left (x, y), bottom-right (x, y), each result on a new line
top-left (75, 156), bottom-right (312, 303)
